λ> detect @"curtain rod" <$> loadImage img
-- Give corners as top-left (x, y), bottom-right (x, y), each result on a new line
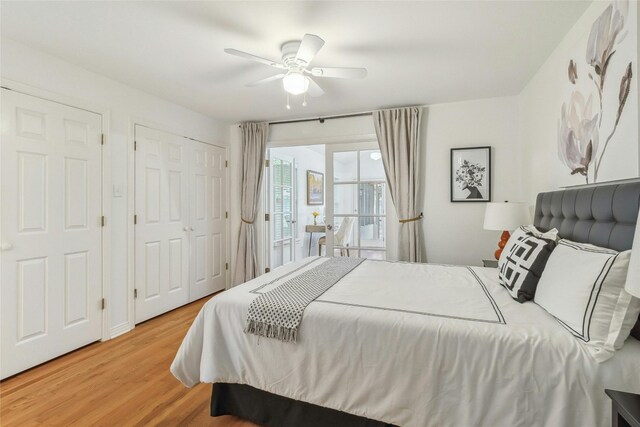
top-left (238, 111), bottom-right (372, 128)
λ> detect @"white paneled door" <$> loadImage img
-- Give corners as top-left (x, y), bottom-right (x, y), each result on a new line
top-left (134, 126), bottom-right (226, 323)
top-left (189, 142), bottom-right (227, 301)
top-left (1, 89), bottom-right (103, 379)
top-left (134, 126), bottom-right (190, 323)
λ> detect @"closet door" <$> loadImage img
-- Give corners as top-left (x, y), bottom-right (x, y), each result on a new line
top-left (189, 142), bottom-right (227, 300)
top-left (134, 126), bottom-right (189, 323)
top-left (1, 89), bottom-right (103, 379)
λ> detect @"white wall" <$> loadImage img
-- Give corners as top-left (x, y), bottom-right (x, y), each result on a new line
top-left (422, 96), bottom-right (522, 266)
top-left (519, 1), bottom-right (639, 204)
top-left (1, 38), bottom-right (231, 336)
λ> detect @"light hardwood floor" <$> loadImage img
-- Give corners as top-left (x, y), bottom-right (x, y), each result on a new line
top-left (0, 296), bottom-right (259, 427)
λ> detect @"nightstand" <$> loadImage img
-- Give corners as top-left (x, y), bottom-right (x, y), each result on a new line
top-left (482, 259), bottom-right (498, 268)
top-left (606, 389), bottom-right (640, 427)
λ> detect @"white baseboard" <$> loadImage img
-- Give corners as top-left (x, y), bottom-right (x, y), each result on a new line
top-left (109, 322), bottom-right (133, 339)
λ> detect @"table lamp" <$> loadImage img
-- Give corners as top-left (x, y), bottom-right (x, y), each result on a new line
top-left (625, 207), bottom-right (640, 298)
top-left (483, 202), bottom-right (532, 260)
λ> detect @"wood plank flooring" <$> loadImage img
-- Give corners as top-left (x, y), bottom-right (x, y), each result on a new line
top-left (0, 296), bottom-right (259, 426)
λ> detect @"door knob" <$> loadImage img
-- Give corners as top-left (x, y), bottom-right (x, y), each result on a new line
top-left (1, 242), bottom-right (13, 251)
top-left (183, 226), bottom-right (189, 232)
top-left (190, 226), bottom-right (194, 231)
top-left (326, 224), bottom-right (333, 231)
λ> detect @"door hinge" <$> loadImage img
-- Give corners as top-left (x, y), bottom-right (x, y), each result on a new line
top-left (101, 134), bottom-right (105, 145)
top-left (225, 160), bottom-right (228, 167)
top-left (225, 262), bottom-right (229, 270)
top-left (134, 140), bottom-right (137, 151)
top-left (134, 289), bottom-right (138, 299)
top-left (134, 214), bottom-right (137, 225)
top-left (265, 213), bottom-right (270, 221)
top-left (265, 267), bottom-right (271, 273)
top-left (225, 211), bottom-right (228, 219)
top-left (101, 298), bottom-right (106, 310)
top-left (101, 216), bottom-right (105, 227)
top-left (265, 159), bottom-right (269, 167)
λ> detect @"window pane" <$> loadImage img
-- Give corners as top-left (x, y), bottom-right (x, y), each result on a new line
top-left (334, 184), bottom-right (357, 215)
top-left (360, 150), bottom-right (385, 181)
top-left (274, 214), bottom-right (282, 240)
top-left (274, 186), bottom-right (282, 212)
top-left (358, 183), bottom-right (385, 215)
top-left (334, 247), bottom-right (360, 257)
top-left (359, 216), bottom-right (385, 248)
top-left (283, 187), bottom-right (291, 212)
top-left (273, 158), bottom-right (282, 185)
top-left (334, 216), bottom-right (358, 248)
top-left (282, 161), bottom-right (292, 187)
top-left (334, 151), bottom-right (357, 182)
top-left (283, 213), bottom-right (292, 238)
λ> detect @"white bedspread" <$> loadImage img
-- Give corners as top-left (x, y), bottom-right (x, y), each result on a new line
top-left (171, 257), bottom-right (640, 427)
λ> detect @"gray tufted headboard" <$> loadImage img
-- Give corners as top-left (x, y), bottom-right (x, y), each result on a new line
top-left (534, 181), bottom-right (640, 340)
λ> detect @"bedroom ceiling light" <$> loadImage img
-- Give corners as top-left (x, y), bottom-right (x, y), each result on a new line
top-left (282, 72), bottom-right (309, 95)
top-left (224, 33), bottom-right (367, 107)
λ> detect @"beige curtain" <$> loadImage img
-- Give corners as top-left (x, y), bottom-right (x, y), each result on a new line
top-left (373, 107), bottom-right (423, 262)
top-left (233, 122), bottom-right (269, 286)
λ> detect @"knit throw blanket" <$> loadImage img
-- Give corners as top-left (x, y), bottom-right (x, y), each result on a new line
top-left (245, 257), bottom-right (365, 343)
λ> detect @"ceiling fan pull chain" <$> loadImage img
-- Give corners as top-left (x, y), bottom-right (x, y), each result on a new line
top-left (286, 93), bottom-right (291, 110)
top-left (302, 91), bottom-right (308, 107)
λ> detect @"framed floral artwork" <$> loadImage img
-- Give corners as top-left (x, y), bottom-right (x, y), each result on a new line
top-left (556, 0), bottom-right (636, 186)
top-left (450, 147), bottom-right (491, 202)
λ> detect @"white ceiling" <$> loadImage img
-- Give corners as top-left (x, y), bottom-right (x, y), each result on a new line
top-left (0, 1), bottom-right (590, 123)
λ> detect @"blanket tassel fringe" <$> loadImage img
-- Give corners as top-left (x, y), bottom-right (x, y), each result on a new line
top-left (244, 319), bottom-right (298, 343)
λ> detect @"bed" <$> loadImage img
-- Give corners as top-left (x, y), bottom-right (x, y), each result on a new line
top-left (171, 182), bottom-right (640, 427)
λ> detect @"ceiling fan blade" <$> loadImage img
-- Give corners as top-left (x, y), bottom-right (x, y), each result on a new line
top-left (311, 67), bottom-right (368, 79)
top-left (224, 48), bottom-right (285, 69)
top-left (246, 73), bottom-right (286, 87)
top-left (306, 77), bottom-right (325, 97)
top-left (295, 34), bottom-right (325, 64)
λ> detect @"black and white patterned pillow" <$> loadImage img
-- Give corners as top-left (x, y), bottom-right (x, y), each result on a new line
top-left (498, 231), bottom-right (556, 302)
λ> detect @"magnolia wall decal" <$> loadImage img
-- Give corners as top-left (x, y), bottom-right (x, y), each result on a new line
top-left (558, 0), bottom-right (634, 184)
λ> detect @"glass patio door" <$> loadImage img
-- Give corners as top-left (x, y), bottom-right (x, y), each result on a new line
top-left (325, 142), bottom-right (387, 259)
top-left (270, 155), bottom-right (296, 268)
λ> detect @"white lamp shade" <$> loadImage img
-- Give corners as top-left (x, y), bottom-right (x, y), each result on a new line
top-left (483, 202), bottom-right (532, 231)
top-left (625, 207), bottom-right (640, 298)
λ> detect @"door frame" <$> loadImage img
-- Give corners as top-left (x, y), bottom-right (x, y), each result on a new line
top-left (0, 78), bottom-right (112, 341)
top-left (261, 134), bottom-right (397, 265)
top-left (325, 141), bottom-right (393, 258)
top-left (264, 149), bottom-right (298, 271)
top-left (128, 119), bottom-right (229, 332)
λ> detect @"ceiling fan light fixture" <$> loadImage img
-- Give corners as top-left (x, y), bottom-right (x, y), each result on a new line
top-left (282, 72), bottom-right (309, 95)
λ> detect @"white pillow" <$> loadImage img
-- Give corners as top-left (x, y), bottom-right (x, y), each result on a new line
top-left (534, 239), bottom-right (640, 362)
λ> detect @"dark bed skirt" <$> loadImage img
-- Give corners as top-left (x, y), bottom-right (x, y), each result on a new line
top-left (210, 383), bottom-right (396, 427)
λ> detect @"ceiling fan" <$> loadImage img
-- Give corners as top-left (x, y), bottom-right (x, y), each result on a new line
top-left (224, 34), bottom-right (367, 107)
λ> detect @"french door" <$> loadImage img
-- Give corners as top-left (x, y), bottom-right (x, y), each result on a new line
top-left (268, 154), bottom-right (296, 269)
top-left (325, 142), bottom-right (387, 259)
top-left (1, 89), bottom-right (103, 379)
top-left (134, 125), bottom-right (226, 323)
